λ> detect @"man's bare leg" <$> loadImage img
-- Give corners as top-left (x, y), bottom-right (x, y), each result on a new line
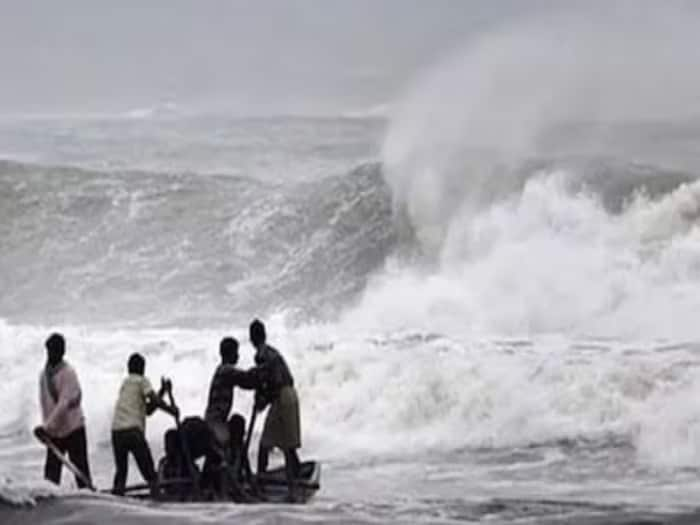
top-left (284, 449), bottom-right (299, 503)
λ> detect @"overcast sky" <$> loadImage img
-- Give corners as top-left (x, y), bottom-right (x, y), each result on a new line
top-left (4, 1), bottom-right (699, 116)
top-left (0, 0), bottom-right (584, 115)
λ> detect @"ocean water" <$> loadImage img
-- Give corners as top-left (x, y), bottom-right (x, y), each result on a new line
top-left (2, 113), bottom-right (700, 525)
top-left (5, 24), bottom-right (700, 524)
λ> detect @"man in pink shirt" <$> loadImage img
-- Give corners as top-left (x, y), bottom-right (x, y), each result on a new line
top-left (35, 333), bottom-right (92, 488)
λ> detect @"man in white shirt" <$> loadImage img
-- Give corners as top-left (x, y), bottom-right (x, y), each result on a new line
top-left (36, 333), bottom-right (92, 488)
top-left (111, 352), bottom-right (177, 496)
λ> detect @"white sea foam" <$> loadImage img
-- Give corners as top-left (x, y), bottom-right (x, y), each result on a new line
top-left (344, 174), bottom-right (700, 340)
top-left (3, 315), bottom-right (700, 485)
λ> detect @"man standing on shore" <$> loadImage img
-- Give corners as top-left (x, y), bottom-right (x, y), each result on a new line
top-left (249, 319), bottom-right (302, 502)
top-left (35, 333), bottom-right (92, 488)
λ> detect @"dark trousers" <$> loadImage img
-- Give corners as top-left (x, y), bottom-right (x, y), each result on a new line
top-left (44, 426), bottom-right (92, 489)
top-left (111, 427), bottom-right (156, 495)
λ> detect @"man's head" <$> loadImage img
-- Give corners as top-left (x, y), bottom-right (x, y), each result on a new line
top-left (128, 353), bottom-right (146, 375)
top-left (45, 333), bottom-right (65, 366)
top-left (220, 337), bottom-right (239, 364)
top-left (249, 319), bottom-right (266, 348)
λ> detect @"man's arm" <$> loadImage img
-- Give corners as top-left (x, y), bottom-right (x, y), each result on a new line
top-left (216, 364), bottom-right (260, 390)
top-left (145, 378), bottom-right (178, 418)
top-left (247, 364), bottom-right (275, 411)
top-left (36, 374), bottom-right (47, 436)
top-left (38, 373), bottom-right (45, 417)
top-left (232, 367), bottom-right (261, 390)
top-left (145, 391), bottom-right (178, 417)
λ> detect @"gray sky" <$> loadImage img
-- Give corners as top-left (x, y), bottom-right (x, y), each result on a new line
top-left (0, 0), bottom-right (567, 115)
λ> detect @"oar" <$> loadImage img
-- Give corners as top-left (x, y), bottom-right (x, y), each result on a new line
top-left (33, 428), bottom-right (96, 492)
top-left (237, 403), bottom-right (258, 483)
top-left (165, 387), bottom-right (200, 499)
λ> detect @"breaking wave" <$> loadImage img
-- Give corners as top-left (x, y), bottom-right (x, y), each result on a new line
top-left (349, 8), bottom-right (700, 340)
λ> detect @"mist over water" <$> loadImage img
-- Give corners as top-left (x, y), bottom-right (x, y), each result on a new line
top-left (359, 10), bottom-right (700, 339)
top-left (4, 5), bottom-right (700, 524)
